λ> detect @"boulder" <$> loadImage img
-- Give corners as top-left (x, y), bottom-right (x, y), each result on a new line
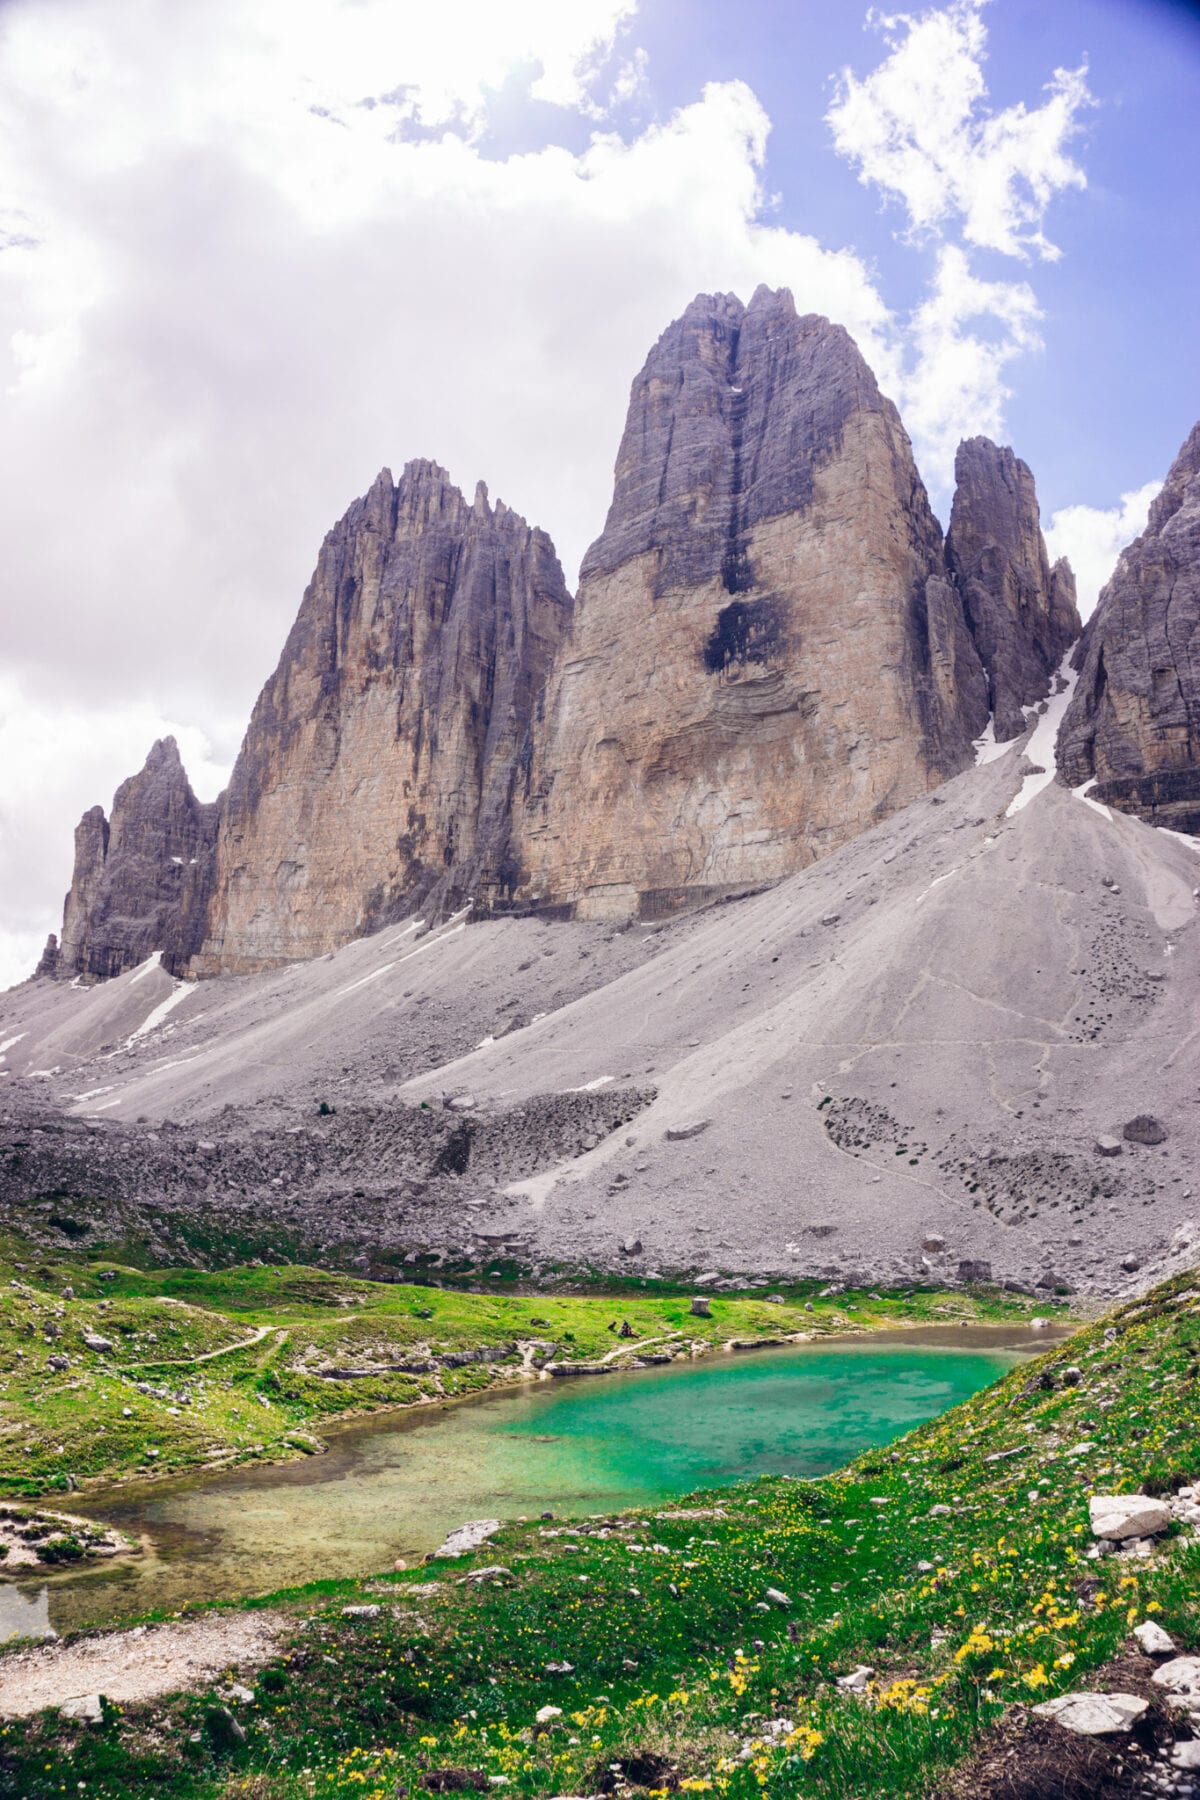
top-left (59, 1694), bottom-right (104, 1725)
top-left (434, 1519), bottom-right (502, 1558)
top-left (689, 1296), bottom-right (712, 1318)
top-left (1152, 1657), bottom-right (1200, 1699)
top-left (1088, 1494), bottom-right (1171, 1541)
top-left (1095, 1135), bottom-right (1123, 1157)
top-left (1124, 1115), bottom-right (1169, 1146)
top-left (957, 1259), bottom-right (992, 1284)
top-left (619, 1237), bottom-right (643, 1256)
top-left (835, 1666), bottom-right (874, 1694)
top-left (664, 1120), bottom-right (711, 1142)
top-left (1031, 1692), bottom-right (1148, 1735)
top-left (1133, 1619), bottom-right (1176, 1656)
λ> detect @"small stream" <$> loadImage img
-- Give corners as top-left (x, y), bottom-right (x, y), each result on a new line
top-left (2, 1325), bottom-right (1051, 1639)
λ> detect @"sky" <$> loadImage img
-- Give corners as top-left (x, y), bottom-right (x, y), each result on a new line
top-left (1, 0), bottom-right (1198, 990)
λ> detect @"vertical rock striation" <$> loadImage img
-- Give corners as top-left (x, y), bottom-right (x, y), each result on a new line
top-left (57, 738), bottom-right (219, 980)
top-left (1059, 421), bottom-right (1200, 828)
top-left (193, 462), bottom-right (572, 974)
top-left (514, 286), bottom-right (990, 919)
top-left (946, 437), bottom-right (1081, 741)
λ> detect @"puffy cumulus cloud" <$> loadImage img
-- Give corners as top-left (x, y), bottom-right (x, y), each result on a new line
top-left (0, 0), bottom-right (898, 984)
top-left (827, 0), bottom-right (1091, 488)
top-left (1045, 480), bottom-right (1162, 620)
top-left (827, 0), bottom-right (1091, 260)
top-left (898, 244), bottom-right (1042, 488)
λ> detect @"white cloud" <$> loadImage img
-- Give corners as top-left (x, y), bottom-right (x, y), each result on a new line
top-left (827, 0), bottom-right (1091, 261)
top-left (0, 0), bottom-right (901, 982)
top-left (827, 0), bottom-right (1091, 487)
top-left (1045, 480), bottom-right (1162, 620)
top-left (899, 244), bottom-right (1042, 488)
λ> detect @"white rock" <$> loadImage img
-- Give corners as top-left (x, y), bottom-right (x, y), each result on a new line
top-left (1134, 1619), bottom-right (1176, 1656)
top-left (457, 1565), bottom-right (512, 1585)
top-left (835, 1665), bottom-right (874, 1693)
top-left (1153, 1657), bottom-right (1200, 1697)
top-left (1032, 1692), bottom-right (1148, 1735)
top-left (535, 1705), bottom-right (563, 1724)
top-left (1172, 1742), bottom-right (1200, 1770)
top-left (59, 1693), bottom-right (104, 1724)
top-left (1088, 1494), bottom-right (1171, 1541)
top-left (435, 1518), bottom-right (501, 1557)
top-left (764, 1587), bottom-right (792, 1607)
top-left (341, 1604), bottom-right (380, 1618)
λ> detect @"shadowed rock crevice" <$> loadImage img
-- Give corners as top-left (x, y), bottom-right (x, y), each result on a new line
top-left (945, 436), bottom-right (1081, 741)
top-left (1060, 421), bottom-right (1200, 828)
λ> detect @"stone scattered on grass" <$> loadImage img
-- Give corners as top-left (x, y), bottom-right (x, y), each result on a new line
top-left (1031, 1692), bottom-right (1148, 1735)
top-left (1152, 1657), bottom-right (1200, 1699)
top-left (435, 1519), bottom-right (501, 1558)
top-left (835, 1665), bottom-right (874, 1693)
top-left (1134, 1619), bottom-right (1177, 1656)
top-left (1088, 1493), bottom-right (1171, 1541)
top-left (58, 1694), bottom-right (103, 1725)
top-left (341, 1605), bottom-right (380, 1619)
top-left (764, 1587), bottom-right (792, 1607)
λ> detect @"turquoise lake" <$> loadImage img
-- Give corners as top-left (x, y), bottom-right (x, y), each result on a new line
top-left (2, 1327), bottom-right (1037, 1639)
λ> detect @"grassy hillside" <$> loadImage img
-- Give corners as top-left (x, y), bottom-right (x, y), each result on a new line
top-left (0, 1250), bottom-right (1036, 1495)
top-left (5, 1268), bottom-right (1200, 1797)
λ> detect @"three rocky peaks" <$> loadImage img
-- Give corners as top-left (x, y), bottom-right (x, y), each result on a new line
top-left (45, 284), bottom-right (1193, 984)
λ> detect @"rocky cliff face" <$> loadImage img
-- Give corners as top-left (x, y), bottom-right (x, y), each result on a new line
top-left (946, 437), bottom-right (1080, 740)
top-left (514, 286), bottom-right (991, 918)
top-left (1059, 422), bottom-right (1200, 828)
top-left (57, 738), bottom-right (219, 980)
top-left (193, 462), bottom-right (572, 974)
top-left (45, 290), bottom-right (1094, 980)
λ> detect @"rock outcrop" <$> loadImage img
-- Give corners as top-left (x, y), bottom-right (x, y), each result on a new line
top-left (514, 286), bottom-right (990, 919)
top-left (945, 437), bottom-right (1081, 740)
top-left (57, 738), bottom-right (219, 980)
top-left (1059, 422), bottom-right (1200, 829)
top-left (193, 462), bottom-right (572, 974)
top-left (45, 291), bottom-right (1096, 977)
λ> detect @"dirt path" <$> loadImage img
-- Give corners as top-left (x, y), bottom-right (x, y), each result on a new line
top-left (118, 1323), bottom-right (276, 1372)
top-left (0, 1608), bottom-right (289, 1718)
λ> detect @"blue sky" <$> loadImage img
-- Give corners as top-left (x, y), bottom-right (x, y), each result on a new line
top-left (651, 0), bottom-right (1199, 511)
top-left (0, 0), bottom-right (1197, 986)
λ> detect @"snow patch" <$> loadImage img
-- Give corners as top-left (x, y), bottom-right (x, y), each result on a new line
top-left (973, 717), bottom-right (1014, 766)
top-left (0, 1033), bottom-right (27, 1061)
top-left (1160, 829), bottom-right (1200, 856)
top-left (128, 953), bottom-right (164, 985)
top-left (337, 963), bottom-right (396, 997)
top-left (130, 981), bottom-right (191, 1041)
top-left (1005, 651), bottom-right (1079, 818)
top-left (1072, 779), bottom-right (1112, 821)
top-left (566, 1074), bottom-right (615, 1093)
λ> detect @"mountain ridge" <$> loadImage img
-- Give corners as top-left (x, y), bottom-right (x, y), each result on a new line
top-left (45, 286), bottom-right (1087, 982)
